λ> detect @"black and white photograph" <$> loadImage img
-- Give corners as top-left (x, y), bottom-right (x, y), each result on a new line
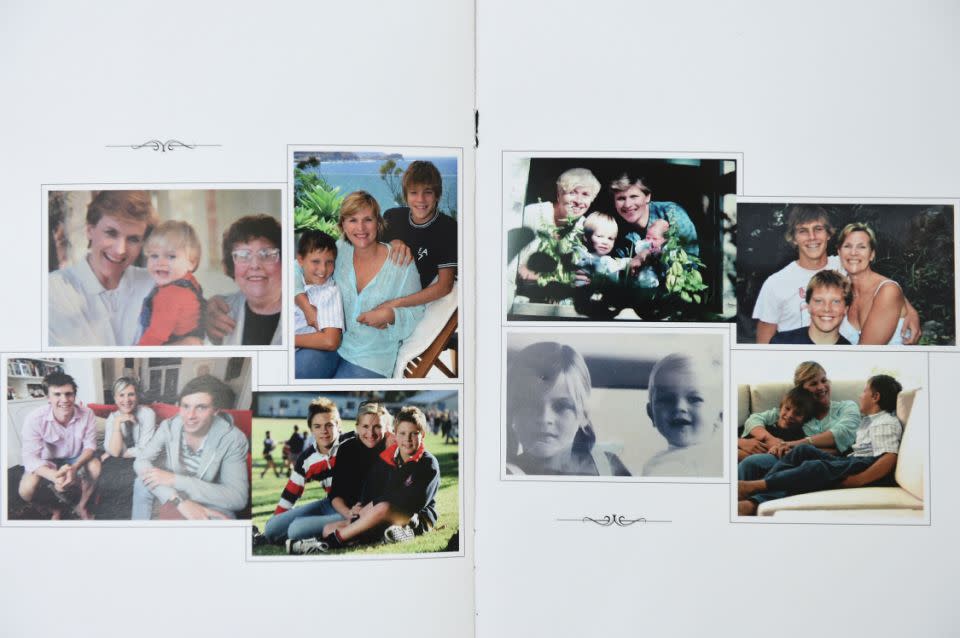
top-left (5, 355), bottom-right (253, 523)
top-left (503, 153), bottom-right (738, 322)
top-left (733, 350), bottom-right (928, 524)
top-left (503, 328), bottom-right (727, 480)
top-left (735, 198), bottom-right (957, 346)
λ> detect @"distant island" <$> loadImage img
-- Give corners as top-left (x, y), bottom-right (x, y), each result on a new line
top-left (294, 151), bottom-right (403, 168)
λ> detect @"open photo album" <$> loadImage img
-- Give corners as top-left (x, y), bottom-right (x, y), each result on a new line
top-left (2, 1), bottom-right (958, 636)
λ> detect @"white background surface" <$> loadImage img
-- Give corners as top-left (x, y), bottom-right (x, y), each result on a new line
top-left (0, 1), bottom-right (475, 637)
top-left (476, 0), bottom-right (959, 636)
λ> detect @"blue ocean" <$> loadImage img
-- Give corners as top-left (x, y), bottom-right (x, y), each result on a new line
top-left (295, 154), bottom-right (459, 218)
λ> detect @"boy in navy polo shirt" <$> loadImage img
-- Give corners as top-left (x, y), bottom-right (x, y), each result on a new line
top-left (771, 270), bottom-right (853, 345)
top-left (357, 160), bottom-right (457, 328)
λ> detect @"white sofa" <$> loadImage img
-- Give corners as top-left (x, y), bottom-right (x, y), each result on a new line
top-left (737, 381), bottom-right (926, 520)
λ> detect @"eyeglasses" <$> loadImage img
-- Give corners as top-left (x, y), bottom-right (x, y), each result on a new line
top-left (231, 248), bottom-right (280, 264)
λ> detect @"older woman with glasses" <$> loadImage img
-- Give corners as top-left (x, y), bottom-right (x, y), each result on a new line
top-left (207, 215), bottom-right (283, 346)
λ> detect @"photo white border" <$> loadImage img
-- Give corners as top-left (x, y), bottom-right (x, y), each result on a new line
top-left (245, 382), bottom-right (465, 563)
top-left (286, 144), bottom-right (465, 386)
top-left (41, 182), bottom-right (286, 352)
top-left (500, 324), bottom-right (732, 483)
top-left (2, 350), bottom-right (257, 528)
top-left (728, 348), bottom-right (932, 527)
top-left (500, 150), bottom-right (744, 326)
top-left (733, 195), bottom-right (960, 352)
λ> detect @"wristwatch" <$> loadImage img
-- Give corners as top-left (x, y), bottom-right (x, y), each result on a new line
top-left (169, 495), bottom-right (183, 507)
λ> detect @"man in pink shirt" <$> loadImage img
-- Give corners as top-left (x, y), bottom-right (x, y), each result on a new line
top-left (18, 372), bottom-right (100, 519)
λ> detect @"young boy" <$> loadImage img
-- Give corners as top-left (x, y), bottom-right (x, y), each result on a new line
top-left (770, 270), bottom-right (853, 345)
top-left (641, 352), bottom-right (724, 477)
top-left (573, 211), bottom-right (631, 285)
top-left (137, 220), bottom-right (205, 345)
top-left (737, 387), bottom-right (817, 461)
top-left (318, 405), bottom-right (440, 550)
top-left (375, 160), bottom-right (457, 312)
top-left (738, 374), bottom-right (904, 515)
top-left (293, 230), bottom-right (344, 340)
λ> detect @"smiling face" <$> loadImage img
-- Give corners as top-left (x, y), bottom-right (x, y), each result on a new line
top-left (807, 285), bottom-right (847, 334)
top-left (556, 185), bottom-right (595, 222)
top-left (85, 214), bottom-right (149, 289)
top-left (839, 230), bottom-right (875, 275)
top-left (396, 420), bottom-right (424, 461)
top-left (309, 411), bottom-right (340, 453)
top-left (341, 206), bottom-right (380, 249)
top-left (801, 372), bottom-right (832, 410)
top-left (297, 248), bottom-right (336, 286)
top-left (514, 372), bottom-right (585, 460)
top-left (145, 244), bottom-right (194, 286)
top-left (590, 226), bottom-right (617, 256)
top-left (232, 237), bottom-right (282, 308)
top-left (47, 384), bottom-right (77, 424)
top-left (405, 183), bottom-right (438, 223)
top-left (178, 391), bottom-right (218, 436)
top-left (792, 219), bottom-right (830, 266)
top-left (646, 364), bottom-right (720, 448)
top-left (355, 412), bottom-right (384, 448)
top-left (114, 383), bottom-right (139, 414)
top-left (777, 399), bottom-right (806, 430)
top-left (612, 185), bottom-right (652, 226)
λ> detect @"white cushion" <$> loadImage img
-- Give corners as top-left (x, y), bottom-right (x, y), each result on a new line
top-left (757, 486), bottom-right (924, 516)
top-left (765, 508), bottom-right (926, 522)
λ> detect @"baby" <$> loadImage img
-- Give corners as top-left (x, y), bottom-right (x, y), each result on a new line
top-left (137, 220), bottom-right (205, 345)
top-left (737, 387), bottom-right (817, 461)
top-left (641, 351), bottom-right (723, 477)
top-left (574, 212), bottom-right (631, 286)
top-left (631, 219), bottom-right (670, 289)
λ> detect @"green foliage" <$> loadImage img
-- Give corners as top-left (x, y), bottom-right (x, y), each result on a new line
top-left (250, 417), bottom-right (460, 556)
top-left (294, 167), bottom-right (343, 238)
top-left (532, 218), bottom-right (584, 289)
top-left (379, 159), bottom-right (405, 207)
top-left (662, 212), bottom-right (708, 304)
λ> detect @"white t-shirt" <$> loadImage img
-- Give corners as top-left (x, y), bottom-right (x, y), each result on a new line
top-left (294, 279), bottom-right (345, 335)
top-left (48, 258), bottom-right (155, 347)
top-left (752, 255), bottom-right (842, 331)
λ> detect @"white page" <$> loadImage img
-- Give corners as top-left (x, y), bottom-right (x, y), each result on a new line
top-left (477, 0), bottom-right (959, 636)
top-left (0, 1), bottom-right (475, 636)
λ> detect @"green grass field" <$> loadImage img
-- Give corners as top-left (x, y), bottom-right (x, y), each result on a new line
top-left (250, 417), bottom-right (460, 556)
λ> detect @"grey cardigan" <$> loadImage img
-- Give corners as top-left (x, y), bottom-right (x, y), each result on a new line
top-left (133, 412), bottom-right (250, 516)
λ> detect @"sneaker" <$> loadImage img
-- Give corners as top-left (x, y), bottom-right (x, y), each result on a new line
top-left (383, 524), bottom-right (415, 544)
top-left (286, 538), bottom-right (329, 555)
top-left (252, 525), bottom-right (268, 548)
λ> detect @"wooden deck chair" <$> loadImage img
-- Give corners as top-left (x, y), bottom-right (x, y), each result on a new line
top-left (394, 284), bottom-right (459, 378)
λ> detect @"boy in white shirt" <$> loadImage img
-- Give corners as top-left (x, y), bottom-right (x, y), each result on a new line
top-left (293, 230), bottom-right (344, 378)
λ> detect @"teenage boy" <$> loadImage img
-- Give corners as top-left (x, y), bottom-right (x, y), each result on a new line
top-left (133, 375), bottom-right (249, 520)
top-left (357, 161), bottom-right (457, 329)
top-left (770, 270), bottom-right (853, 345)
top-left (752, 204), bottom-right (919, 344)
top-left (738, 374), bottom-right (904, 515)
top-left (18, 372), bottom-right (101, 520)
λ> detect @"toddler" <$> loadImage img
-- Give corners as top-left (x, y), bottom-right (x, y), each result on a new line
top-left (137, 220), bottom-right (205, 345)
top-left (574, 212), bottom-right (631, 286)
top-left (631, 218), bottom-right (670, 289)
top-left (642, 351), bottom-right (723, 477)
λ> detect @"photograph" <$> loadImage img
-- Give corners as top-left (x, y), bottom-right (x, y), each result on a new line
top-left (45, 187), bottom-right (284, 348)
top-left (733, 350), bottom-right (928, 524)
top-left (4, 355), bottom-right (254, 522)
top-left (503, 328), bottom-right (727, 480)
top-left (250, 389), bottom-right (461, 557)
top-left (503, 154), bottom-right (738, 322)
top-left (735, 199), bottom-right (957, 346)
top-left (290, 147), bottom-right (461, 381)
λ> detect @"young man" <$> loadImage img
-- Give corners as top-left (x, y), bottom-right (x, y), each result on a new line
top-left (357, 160), bottom-right (457, 329)
top-left (18, 372), bottom-right (101, 520)
top-left (133, 375), bottom-right (249, 520)
top-left (753, 204), bottom-right (920, 344)
top-left (770, 270), bottom-right (853, 345)
top-left (738, 374), bottom-right (904, 515)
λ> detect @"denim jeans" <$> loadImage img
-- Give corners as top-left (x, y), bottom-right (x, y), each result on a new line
top-left (263, 497), bottom-right (345, 542)
top-left (295, 347), bottom-right (340, 379)
top-left (333, 357), bottom-right (386, 379)
top-left (131, 477), bottom-right (155, 520)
